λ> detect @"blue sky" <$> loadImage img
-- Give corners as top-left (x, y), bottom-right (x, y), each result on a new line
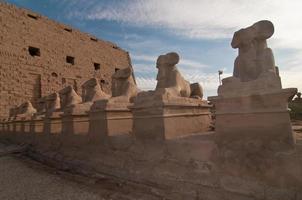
top-left (6, 0), bottom-right (302, 97)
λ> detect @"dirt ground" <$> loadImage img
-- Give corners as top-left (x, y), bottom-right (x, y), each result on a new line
top-left (0, 144), bottom-right (162, 200)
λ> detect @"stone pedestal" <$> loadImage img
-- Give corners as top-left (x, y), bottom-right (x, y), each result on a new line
top-left (0, 120), bottom-right (13, 133)
top-left (31, 115), bottom-right (45, 134)
top-left (0, 122), bottom-right (3, 133)
top-left (208, 71), bottom-right (297, 151)
top-left (14, 120), bottom-right (23, 134)
top-left (209, 88), bottom-right (297, 148)
top-left (6, 121), bottom-right (13, 133)
top-left (23, 119), bottom-right (32, 134)
top-left (89, 101), bottom-right (133, 141)
top-left (61, 114), bottom-right (90, 136)
top-left (43, 112), bottom-right (62, 135)
top-left (132, 97), bottom-right (212, 140)
top-left (61, 103), bottom-right (92, 136)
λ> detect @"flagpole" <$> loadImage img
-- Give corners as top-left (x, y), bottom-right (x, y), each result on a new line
top-left (218, 70), bottom-right (223, 85)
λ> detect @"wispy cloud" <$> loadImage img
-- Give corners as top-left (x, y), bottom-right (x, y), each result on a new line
top-left (132, 53), bottom-right (208, 68)
top-left (67, 0), bottom-right (302, 49)
top-left (132, 54), bottom-right (156, 63)
top-left (64, 0), bottom-right (302, 92)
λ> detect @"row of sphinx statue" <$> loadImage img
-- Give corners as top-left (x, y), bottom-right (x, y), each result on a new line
top-left (4, 52), bottom-right (205, 122)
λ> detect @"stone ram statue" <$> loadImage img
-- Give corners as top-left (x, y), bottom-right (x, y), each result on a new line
top-left (46, 92), bottom-right (61, 113)
top-left (59, 85), bottom-right (82, 109)
top-left (155, 52), bottom-right (203, 99)
top-left (110, 67), bottom-right (139, 103)
top-left (81, 78), bottom-right (109, 102)
top-left (231, 20), bottom-right (278, 82)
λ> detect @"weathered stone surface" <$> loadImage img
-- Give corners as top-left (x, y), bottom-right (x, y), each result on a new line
top-left (111, 67), bottom-right (139, 103)
top-left (15, 101), bottom-right (37, 120)
top-left (36, 97), bottom-right (47, 115)
top-left (0, 2), bottom-right (134, 119)
top-left (81, 78), bottom-right (109, 103)
top-left (89, 101), bottom-right (133, 141)
top-left (45, 92), bottom-right (61, 114)
top-left (59, 86), bottom-right (82, 109)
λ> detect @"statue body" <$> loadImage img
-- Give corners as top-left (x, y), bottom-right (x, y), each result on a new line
top-left (155, 52), bottom-right (203, 99)
top-left (110, 67), bottom-right (139, 103)
top-left (59, 86), bottom-right (82, 109)
top-left (232, 20), bottom-right (277, 82)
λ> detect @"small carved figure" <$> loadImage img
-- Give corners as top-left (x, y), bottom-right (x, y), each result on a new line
top-left (81, 78), bottom-right (109, 102)
top-left (8, 106), bottom-right (19, 120)
top-left (155, 52), bottom-right (203, 99)
top-left (231, 20), bottom-right (277, 81)
top-left (36, 97), bottom-right (47, 114)
top-left (111, 67), bottom-right (139, 103)
top-left (16, 101), bottom-right (37, 118)
top-left (59, 86), bottom-right (82, 109)
top-left (293, 92), bottom-right (302, 102)
top-left (46, 92), bottom-right (61, 113)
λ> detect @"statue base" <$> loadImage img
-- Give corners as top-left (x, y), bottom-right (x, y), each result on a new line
top-left (43, 112), bottom-right (63, 135)
top-left (88, 100), bottom-right (133, 142)
top-left (61, 114), bottom-right (90, 136)
top-left (132, 97), bottom-right (212, 140)
top-left (61, 103), bottom-right (92, 136)
top-left (209, 88), bottom-right (297, 150)
top-left (31, 115), bottom-right (44, 134)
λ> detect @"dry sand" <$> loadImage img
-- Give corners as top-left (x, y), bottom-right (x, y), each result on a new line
top-left (0, 150), bottom-right (160, 200)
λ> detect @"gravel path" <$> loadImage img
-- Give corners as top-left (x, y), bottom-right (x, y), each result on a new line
top-left (0, 148), bottom-right (162, 200)
top-left (0, 155), bottom-right (104, 200)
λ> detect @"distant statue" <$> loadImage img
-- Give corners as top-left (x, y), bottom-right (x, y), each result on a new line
top-left (81, 78), bottom-right (109, 102)
top-left (63, 78), bottom-right (110, 114)
top-left (36, 97), bottom-right (47, 115)
top-left (293, 92), bottom-right (302, 102)
top-left (59, 86), bottom-right (82, 109)
top-left (9, 106), bottom-right (19, 120)
top-left (16, 101), bottom-right (37, 118)
top-left (46, 92), bottom-right (61, 113)
top-left (155, 52), bottom-right (203, 99)
top-left (231, 20), bottom-right (278, 82)
top-left (110, 67), bottom-right (139, 103)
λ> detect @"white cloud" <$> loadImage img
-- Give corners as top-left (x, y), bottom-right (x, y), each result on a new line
top-left (67, 0), bottom-right (302, 92)
top-left (136, 77), bottom-right (156, 91)
top-left (281, 66), bottom-right (302, 91)
top-left (132, 53), bottom-right (208, 69)
top-left (69, 0), bottom-right (302, 49)
top-left (181, 59), bottom-right (208, 69)
top-left (132, 54), bottom-right (156, 63)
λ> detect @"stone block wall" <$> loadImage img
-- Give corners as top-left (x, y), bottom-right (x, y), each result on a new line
top-left (0, 2), bottom-right (133, 118)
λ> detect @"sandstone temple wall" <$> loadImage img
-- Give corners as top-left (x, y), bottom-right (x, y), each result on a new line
top-left (0, 2), bottom-right (133, 119)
